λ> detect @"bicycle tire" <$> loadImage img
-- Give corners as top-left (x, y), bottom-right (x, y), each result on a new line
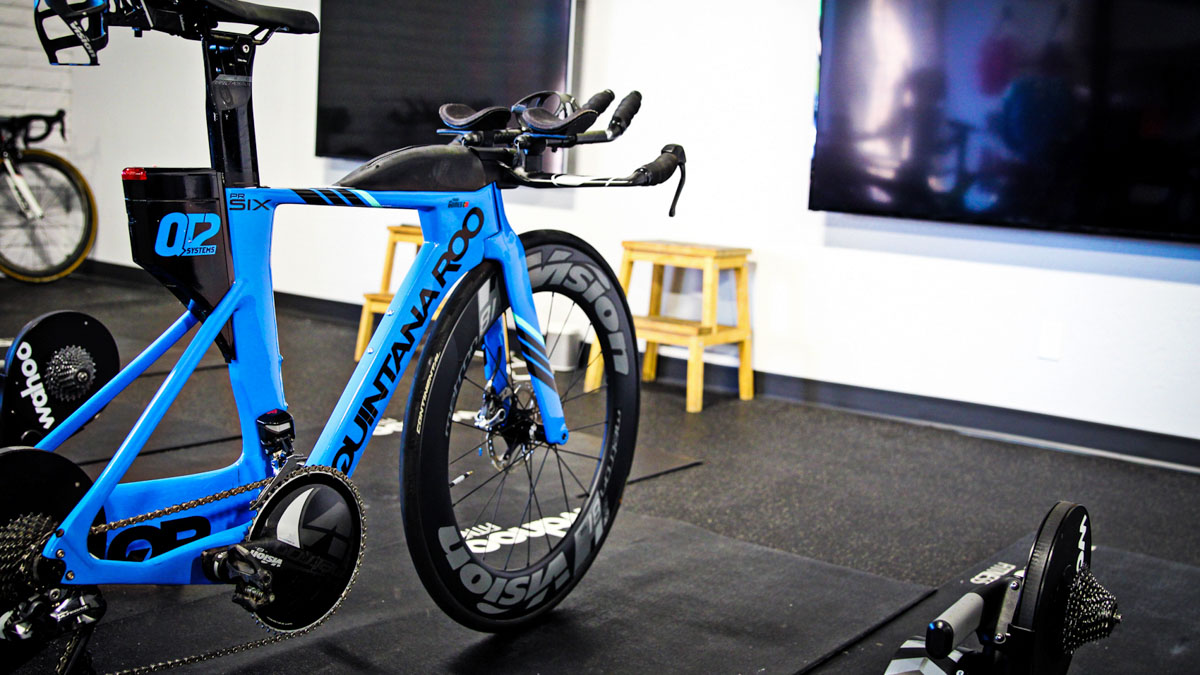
top-left (0, 149), bottom-right (97, 283)
top-left (401, 229), bottom-right (639, 631)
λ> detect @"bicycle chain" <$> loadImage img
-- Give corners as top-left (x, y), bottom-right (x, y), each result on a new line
top-left (57, 628), bottom-right (82, 674)
top-left (56, 625), bottom-right (94, 675)
top-left (89, 478), bottom-right (272, 536)
top-left (97, 465), bottom-right (368, 675)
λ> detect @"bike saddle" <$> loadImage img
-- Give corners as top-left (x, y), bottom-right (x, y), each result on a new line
top-left (438, 104), bottom-right (512, 131)
top-left (201, 0), bottom-right (320, 34)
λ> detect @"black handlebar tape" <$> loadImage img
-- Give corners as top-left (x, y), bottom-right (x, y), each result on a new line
top-left (610, 91), bottom-right (643, 132)
top-left (637, 151), bottom-right (680, 185)
top-left (582, 90), bottom-right (615, 113)
top-left (661, 143), bottom-right (686, 165)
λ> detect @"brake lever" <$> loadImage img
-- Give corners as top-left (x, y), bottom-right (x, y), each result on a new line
top-left (668, 162), bottom-right (686, 217)
top-left (658, 144), bottom-right (687, 217)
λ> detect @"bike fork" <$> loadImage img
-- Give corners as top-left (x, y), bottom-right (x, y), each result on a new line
top-left (481, 229), bottom-right (569, 446)
top-left (3, 156), bottom-right (45, 220)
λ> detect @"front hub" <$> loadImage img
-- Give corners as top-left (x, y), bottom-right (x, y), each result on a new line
top-left (482, 384), bottom-right (542, 470)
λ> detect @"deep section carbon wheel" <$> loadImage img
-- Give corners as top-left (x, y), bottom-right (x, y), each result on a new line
top-left (401, 229), bottom-right (639, 631)
top-left (0, 150), bottom-right (97, 283)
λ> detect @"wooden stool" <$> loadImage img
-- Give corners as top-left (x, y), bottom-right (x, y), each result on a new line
top-left (355, 225), bottom-right (423, 361)
top-left (586, 240), bottom-right (753, 412)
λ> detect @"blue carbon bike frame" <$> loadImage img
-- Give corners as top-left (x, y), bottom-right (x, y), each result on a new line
top-left (33, 182), bottom-right (569, 586)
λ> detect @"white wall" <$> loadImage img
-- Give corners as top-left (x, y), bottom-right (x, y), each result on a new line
top-left (1, 0), bottom-right (70, 157)
top-left (64, 0), bottom-right (1200, 441)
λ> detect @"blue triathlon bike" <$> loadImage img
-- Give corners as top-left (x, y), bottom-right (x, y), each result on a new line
top-left (2, 1), bottom-right (685, 671)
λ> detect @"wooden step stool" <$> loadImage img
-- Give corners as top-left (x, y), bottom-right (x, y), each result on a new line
top-left (355, 224), bottom-right (423, 361)
top-left (586, 240), bottom-right (753, 412)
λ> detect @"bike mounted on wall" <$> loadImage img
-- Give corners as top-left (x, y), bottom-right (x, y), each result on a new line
top-left (6, 1), bottom-right (686, 672)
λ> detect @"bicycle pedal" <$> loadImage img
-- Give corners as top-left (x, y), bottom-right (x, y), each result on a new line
top-left (208, 468), bottom-right (365, 632)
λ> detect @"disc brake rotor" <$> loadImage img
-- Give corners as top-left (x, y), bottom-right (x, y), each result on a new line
top-left (480, 383), bottom-right (540, 471)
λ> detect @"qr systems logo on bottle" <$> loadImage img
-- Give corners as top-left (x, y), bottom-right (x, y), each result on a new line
top-left (155, 212), bottom-right (221, 257)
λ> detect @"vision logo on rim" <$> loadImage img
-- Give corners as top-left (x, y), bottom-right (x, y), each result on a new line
top-left (462, 509), bottom-right (581, 554)
top-left (438, 525), bottom-right (572, 615)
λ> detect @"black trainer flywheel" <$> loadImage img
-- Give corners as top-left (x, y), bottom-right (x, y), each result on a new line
top-left (1011, 501), bottom-right (1092, 675)
top-left (1, 311), bottom-right (118, 446)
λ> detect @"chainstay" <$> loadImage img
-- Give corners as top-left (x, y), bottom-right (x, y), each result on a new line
top-left (94, 466), bottom-right (367, 675)
top-left (89, 478), bottom-right (272, 535)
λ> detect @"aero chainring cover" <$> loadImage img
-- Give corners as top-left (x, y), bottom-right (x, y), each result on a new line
top-left (1012, 501), bottom-right (1092, 675)
top-left (247, 467), bottom-right (365, 632)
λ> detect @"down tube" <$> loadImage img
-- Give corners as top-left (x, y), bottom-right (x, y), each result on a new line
top-left (306, 196), bottom-right (493, 475)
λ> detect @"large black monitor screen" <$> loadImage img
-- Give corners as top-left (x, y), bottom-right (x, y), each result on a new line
top-left (810, 0), bottom-right (1200, 243)
top-left (316, 0), bottom-right (571, 161)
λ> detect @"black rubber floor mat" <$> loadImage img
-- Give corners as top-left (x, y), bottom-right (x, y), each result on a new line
top-left (811, 536), bottom-right (1200, 675)
top-left (52, 367), bottom-right (239, 467)
top-left (628, 444), bottom-right (702, 483)
top-left (37, 510), bottom-right (930, 674)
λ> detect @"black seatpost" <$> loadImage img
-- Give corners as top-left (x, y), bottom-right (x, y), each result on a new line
top-left (201, 31), bottom-right (260, 187)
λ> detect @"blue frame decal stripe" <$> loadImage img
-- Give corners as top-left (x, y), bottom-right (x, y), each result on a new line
top-left (293, 189), bottom-right (329, 205)
top-left (525, 358), bottom-right (556, 389)
top-left (316, 188), bottom-right (351, 205)
top-left (333, 188), bottom-right (368, 206)
top-left (518, 335), bottom-right (553, 374)
top-left (348, 188), bottom-right (381, 207)
top-left (512, 314), bottom-right (542, 343)
top-left (291, 188), bottom-right (379, 208)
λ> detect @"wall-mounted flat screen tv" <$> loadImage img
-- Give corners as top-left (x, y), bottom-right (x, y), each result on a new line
top-left (316, 0), bottom-right (572, 161)
top-left (810, 0), bottom-right (1200, 243)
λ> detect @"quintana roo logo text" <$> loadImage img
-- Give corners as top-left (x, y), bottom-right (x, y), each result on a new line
top-left (332, 206), bottom-right (486, 473)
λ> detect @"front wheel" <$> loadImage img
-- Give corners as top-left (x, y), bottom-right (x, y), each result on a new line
top-left (0, 149), bottom-right (97, 283)
top-left (401, 230), bottom-right (639, 631)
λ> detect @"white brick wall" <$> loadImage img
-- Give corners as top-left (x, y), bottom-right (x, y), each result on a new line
top-left (1, 0), bottom-right (71, 154)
